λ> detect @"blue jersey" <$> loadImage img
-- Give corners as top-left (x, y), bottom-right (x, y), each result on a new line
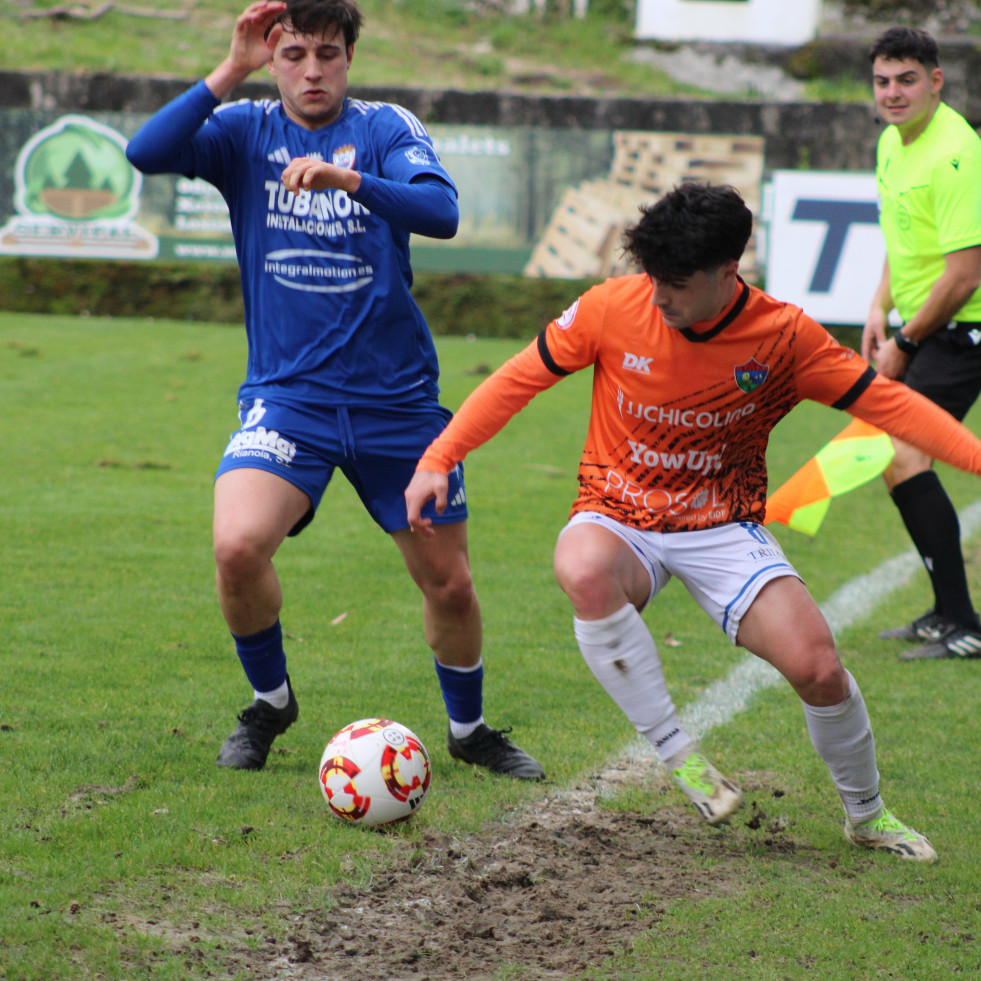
top-left (128, 81), bottom-right (458, 406)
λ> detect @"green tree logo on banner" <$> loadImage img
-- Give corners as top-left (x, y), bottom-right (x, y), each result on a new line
top-left (0, 114), bottom-right (157, 258)
top-left (21, 119), bottom-right (135, 222)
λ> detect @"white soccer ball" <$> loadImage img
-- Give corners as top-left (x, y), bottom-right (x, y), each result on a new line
top-left (318, 718), bottom-right (431, 828)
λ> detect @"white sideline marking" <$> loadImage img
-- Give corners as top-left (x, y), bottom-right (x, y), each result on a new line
top-left (631, 499), bottom-right (981, 754)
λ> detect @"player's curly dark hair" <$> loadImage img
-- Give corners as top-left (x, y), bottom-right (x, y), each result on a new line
top-left (266, 0), bottom-right (364, 47)
top-left (869, 26), bottom-right (939, 69)
top-left (622, 182), bottom-right (752, 285)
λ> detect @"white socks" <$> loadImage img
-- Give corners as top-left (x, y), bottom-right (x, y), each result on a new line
top-left (574, 603), bottom-right (693, 764)
top-left (448, 717), bottom-right (484, 740)
top-left (255, 679), bottom-right (290, 710)
top-left (575, 606), bottom-right (882, 823)
top-left (801, 670), bottom-right (882, 823)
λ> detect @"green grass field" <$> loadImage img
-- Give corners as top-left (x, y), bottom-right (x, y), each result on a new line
top-left (3, 311), bottom-right (981, 980)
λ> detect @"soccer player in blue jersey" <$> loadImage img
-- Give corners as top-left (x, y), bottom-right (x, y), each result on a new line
top-left (125, 0), bottom-right (544, 779)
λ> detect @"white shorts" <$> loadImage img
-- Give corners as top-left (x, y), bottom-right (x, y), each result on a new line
top-left (560, 512), bottom-right (802, 644)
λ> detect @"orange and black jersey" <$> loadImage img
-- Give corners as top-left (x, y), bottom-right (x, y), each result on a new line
top-left (419, 274), bottom-right (981, 532)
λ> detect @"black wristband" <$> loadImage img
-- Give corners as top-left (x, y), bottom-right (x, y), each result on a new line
top-left (894, 331), bottom-right (920, 355)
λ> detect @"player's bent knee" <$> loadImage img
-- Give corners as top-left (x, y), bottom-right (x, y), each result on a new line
top-left (423, 575), bottom-right (476, 618)
top-left (791, 658), bottom-right (849, 705)
top-left (409, 554), bottom-right (475, 610)
top-left (554, 577), bottom-right (625, 621)
top-left (554, 553), bottom-right (589, 591)
top-left (213, 534), bottom-right (271, 584)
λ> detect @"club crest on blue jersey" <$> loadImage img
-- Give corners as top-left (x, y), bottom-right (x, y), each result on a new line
top-left (734, 357), bottom-right (768, 393)
top-left (332, 144), bottom-right (356, 168)
top-left (405, 146), bottom-right (431, 166)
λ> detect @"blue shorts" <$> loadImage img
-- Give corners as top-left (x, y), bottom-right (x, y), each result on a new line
top-left (215, 396), bottom-right (468, 536)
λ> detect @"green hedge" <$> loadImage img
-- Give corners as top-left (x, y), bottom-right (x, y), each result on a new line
top-left (0, 257), bottom-right (597, 339)
top-left (1, 256), bottom-right (863, 348)
top-left (411, 272), bottom-right (598, 338)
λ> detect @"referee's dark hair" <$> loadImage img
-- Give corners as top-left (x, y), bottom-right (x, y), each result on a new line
top-left (869, 26), bottom-right (939, 69)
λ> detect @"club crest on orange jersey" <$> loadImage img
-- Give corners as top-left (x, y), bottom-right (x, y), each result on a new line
top-left (734, 357), bottom-right (768, 393)
top-left (332, 144), bottom-right (356, 169)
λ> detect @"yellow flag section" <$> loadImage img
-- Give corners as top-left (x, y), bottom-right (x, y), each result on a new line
top-left (765, 419), bottom-right (895, 535)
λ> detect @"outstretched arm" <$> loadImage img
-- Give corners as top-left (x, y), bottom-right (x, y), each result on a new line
top-left (847, 374), bottom-right (981, 474)
top-left (404, 470), bottom-right (451, 534)
top-left (405, 338), bottom-right (564, 534)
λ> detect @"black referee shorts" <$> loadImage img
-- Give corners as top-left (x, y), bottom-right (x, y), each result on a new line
top-left (902, 321), bottom-right (981, 421)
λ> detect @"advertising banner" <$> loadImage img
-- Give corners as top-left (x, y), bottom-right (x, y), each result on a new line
top-left (0, 112), bottom-right (159, 261)
top-left (0, 108), bottom-right (771, 281)
top-left (764, 170), bottom-right (886, 326)
top-left (0, 108), bottom-right (617, 274)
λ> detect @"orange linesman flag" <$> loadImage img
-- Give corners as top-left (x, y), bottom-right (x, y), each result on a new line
top-left (765, 418), bottom-right (895, 535)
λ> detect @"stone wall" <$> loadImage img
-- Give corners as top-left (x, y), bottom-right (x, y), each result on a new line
top-left (0, 68), bottom-right (881, 172)
top-left (2, 25), bottom-right (980, 173)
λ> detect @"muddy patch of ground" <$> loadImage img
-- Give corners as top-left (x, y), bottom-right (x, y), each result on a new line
top-left (224, 752), bottom-right (819, 981)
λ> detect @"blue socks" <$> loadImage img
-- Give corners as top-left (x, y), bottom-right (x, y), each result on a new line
top-left (434, 658), bottom-right (484, 738)
top-left (232, 628), bottom-right (485, 725)
top-left (232, 620), bottom-right (287, 701)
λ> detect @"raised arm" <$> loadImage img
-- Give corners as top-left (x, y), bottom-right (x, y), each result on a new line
top-left (126, 1), bottom-right (285, 174)
top-left (405, 338), bottom-right (564, 533)
top-left (205, 1), bottom-right (287, 98)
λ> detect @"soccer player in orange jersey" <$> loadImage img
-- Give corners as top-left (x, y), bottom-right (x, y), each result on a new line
top-left (406, 183), bottom-right (981, 861)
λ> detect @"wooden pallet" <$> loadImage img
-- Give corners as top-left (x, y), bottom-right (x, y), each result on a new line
top-left (610, 131), bottom-right (764, 208)
top-left (523, 180), bottom-right (646, 279)
top-left (525, 130), bottom-right (764, 281)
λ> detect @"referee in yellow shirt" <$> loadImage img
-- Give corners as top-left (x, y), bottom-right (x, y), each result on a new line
top-left (862, 26), bottom-right (981, 660)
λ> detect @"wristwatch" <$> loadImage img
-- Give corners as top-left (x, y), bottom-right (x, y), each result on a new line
top-left (893, 331), bottom-right (920, 355)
